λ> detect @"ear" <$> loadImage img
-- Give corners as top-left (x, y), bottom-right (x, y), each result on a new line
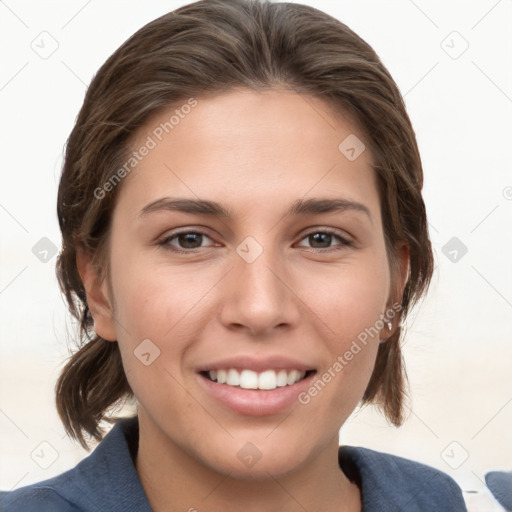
top-left (394, 241), bottom-right (410, 301)
top-left (76, 246), bottom-right (117, 341)
top-left (385, 242), bottom-right (410, 337)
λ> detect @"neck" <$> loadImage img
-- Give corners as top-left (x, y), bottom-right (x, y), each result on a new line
top-left (134, 415), bottom-right (361, 512)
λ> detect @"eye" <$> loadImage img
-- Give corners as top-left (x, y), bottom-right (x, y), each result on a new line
top-left (159, 230), bottom-right (216, 253)
top-left (296, 229), bottom-right (353, 252)
top-left (158, 228), bottom-right (353, 254)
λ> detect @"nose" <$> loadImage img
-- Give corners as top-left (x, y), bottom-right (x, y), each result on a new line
top-left (218, 241), bottom-right (301, 337)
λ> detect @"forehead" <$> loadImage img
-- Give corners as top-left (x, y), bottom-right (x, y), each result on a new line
top-left (115, 89), bottom-right (379, 220)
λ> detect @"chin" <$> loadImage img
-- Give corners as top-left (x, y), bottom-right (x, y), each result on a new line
top-left (198, 438), bottom-right (312, 481)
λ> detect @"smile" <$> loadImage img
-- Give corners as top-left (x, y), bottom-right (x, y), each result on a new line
top-left (201, 368), bottom-right (314, 390)
top-left (197, 368), bottom-right (318, 416)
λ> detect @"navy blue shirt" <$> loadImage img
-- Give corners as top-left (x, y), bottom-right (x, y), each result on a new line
top-left (0, 416), bottom-right (467, 511)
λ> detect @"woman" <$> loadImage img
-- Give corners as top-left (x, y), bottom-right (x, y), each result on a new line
top-left (0, 0), bottom-right (468, 510)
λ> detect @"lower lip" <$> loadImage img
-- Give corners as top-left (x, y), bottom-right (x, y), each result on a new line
top-left (197, 371), bottom-right (316, 416)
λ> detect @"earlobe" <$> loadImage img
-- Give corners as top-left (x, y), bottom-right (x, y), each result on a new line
top-left (76, 246), bottom-right (117, 341)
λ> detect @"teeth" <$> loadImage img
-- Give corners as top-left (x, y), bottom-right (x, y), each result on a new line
top-left (258, 370), bottom-right (276, 390)
top-left (276, 369), bottom-right (288, 387)
top-left (207, 369), bottom-right (307, 390)
top-left (226, 369), bottom-right (240, 386)
top-left (286, 369), bottom-right (299, 385)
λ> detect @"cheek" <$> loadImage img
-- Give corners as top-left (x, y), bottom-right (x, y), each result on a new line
top-left (298, 287), bottom-right (385, 429)
top-left (109, 243), bottom-right (205, 338)
top-left (304, 254), bottom-right (391, 342)
top-left (108, 260), bottom-right (199, 409)
top-left (297, 252), bottom-right (390, 405)
top-left (107, 249), bottom-right (225, 398)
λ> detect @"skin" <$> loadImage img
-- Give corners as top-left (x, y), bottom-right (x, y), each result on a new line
top-left (78, 89), bottom-right (409, 512)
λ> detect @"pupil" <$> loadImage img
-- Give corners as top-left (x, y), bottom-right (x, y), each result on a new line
top-left (310, 233), bottom-right (331, 248)
top-left (180, 233), bottom-right (202, 248)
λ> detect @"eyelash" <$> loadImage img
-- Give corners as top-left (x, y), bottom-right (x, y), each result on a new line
top-left (158, 228), bottom-right (353, 254)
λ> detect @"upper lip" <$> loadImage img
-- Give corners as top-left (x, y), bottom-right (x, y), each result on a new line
top-left (197, 355), bottom-right (316, 373)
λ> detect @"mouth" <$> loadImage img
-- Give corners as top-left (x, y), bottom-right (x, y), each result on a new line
top-left (199, 368), bottom-right (316, 391)
top-left (196, 367), bottom-right (318, 416)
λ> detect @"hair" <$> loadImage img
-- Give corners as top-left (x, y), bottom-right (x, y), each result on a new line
top-left (55, 0), bottom-right (433, 450)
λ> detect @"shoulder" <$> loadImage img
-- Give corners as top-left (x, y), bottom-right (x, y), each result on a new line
top-left (339, 445), bottom-right (468, 512)
top-left (0, 475), bottom-right (85, 512)
top-left (0, 452), bottom-right (108, 512)
top-left (0, 416), bottom-right (150, 512)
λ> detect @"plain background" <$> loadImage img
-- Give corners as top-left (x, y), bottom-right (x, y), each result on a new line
top-left (1, 0), bottom-right (511, 501)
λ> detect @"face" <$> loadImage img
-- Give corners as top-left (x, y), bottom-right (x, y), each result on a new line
top-left (84, 89), bottom-right (402, 479)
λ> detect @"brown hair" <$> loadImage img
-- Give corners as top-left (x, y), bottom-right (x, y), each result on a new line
top-left (55, 0), bottom-right (433, 449)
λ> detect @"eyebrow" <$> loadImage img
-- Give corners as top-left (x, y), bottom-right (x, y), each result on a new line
top-left (139, 196), bottom-right (372, 221)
